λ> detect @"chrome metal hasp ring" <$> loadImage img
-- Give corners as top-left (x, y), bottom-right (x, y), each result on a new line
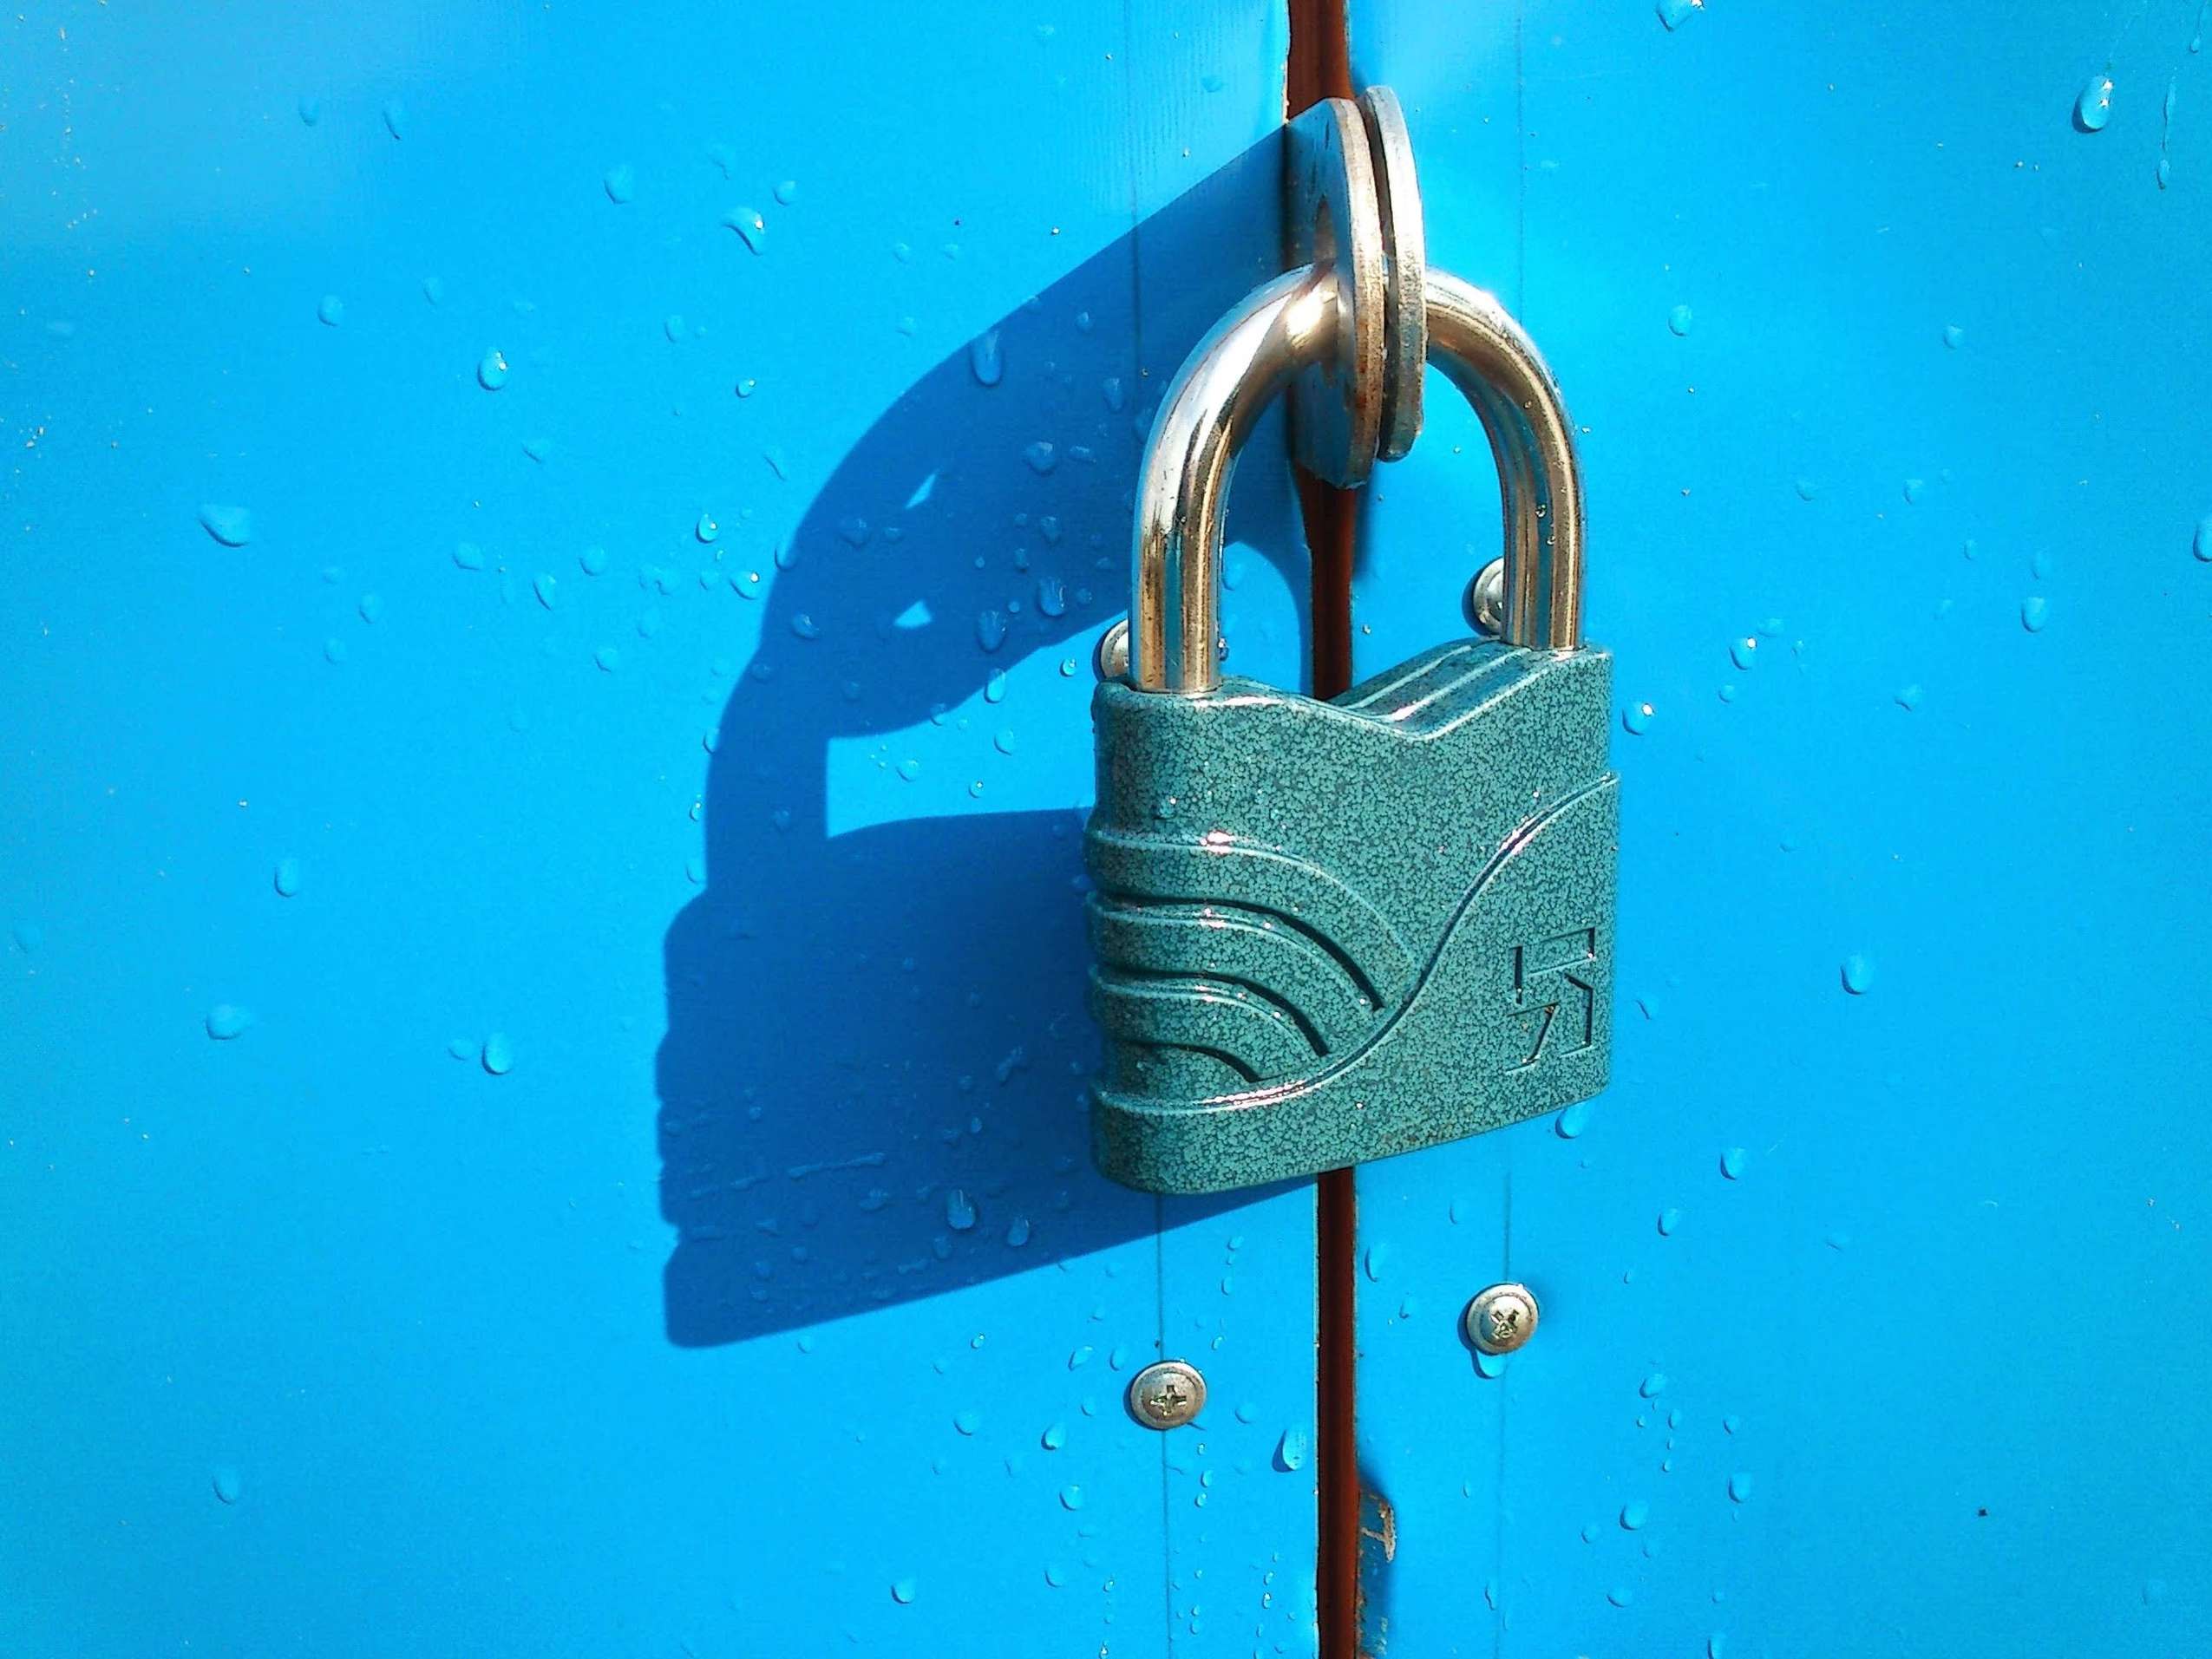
top-left (1286, 87), bottom-right (1428, 483)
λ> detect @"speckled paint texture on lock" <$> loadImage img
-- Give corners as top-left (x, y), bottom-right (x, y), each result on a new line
top-left (1088, 638), bottom-right (1617, 1192)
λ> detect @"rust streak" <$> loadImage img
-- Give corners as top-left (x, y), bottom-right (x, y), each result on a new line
top-left (1287, 3), bottom-right (1359, 1656)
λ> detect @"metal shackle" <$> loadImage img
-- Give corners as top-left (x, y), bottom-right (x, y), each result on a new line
top-left (1124, 265), bottom-right (1586, 694)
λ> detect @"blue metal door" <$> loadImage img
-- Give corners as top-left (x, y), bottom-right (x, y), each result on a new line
top-left (1, 4), bottom-right (1325, 1651)
top-left (14, 3), bottom-right (2212, 1654)
top-left (1345, 5), bottom-right (2212, 1654)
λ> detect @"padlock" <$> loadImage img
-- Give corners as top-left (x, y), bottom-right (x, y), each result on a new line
top-left (1086, 266), bottom-right (1617, 1195)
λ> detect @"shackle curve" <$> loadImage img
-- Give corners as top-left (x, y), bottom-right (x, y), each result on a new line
top-left (1126, 265), bottom-right (1585, 693)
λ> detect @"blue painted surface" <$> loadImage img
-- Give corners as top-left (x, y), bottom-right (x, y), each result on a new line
top-left (1351, 4), bottom-right (2212, 1654)
top-left (0, 3), bottom-right (1319, 1651)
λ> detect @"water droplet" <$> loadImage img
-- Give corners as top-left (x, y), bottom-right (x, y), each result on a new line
top-left (452, 541), bottom-right (485, 571)
top-left (970, 330), bottom-right (1004, 387)
top-left (1608, 1585), bottom-right (1635, 1608)
top-left (774, 179), bottom-right (800, 205)
top-left (1723, 1414), bottom-right (1740, 1434)
top-left (317, 294), bottom-right (344, 327)
top-left (1841, 953), bottom-right (1875, 995)
top-left (1557, 1101), bottom-right (1592, 1139)
top-left (1363, 1243), bottom-right (1390, 1281)
top-left (1023, 441), bottom-right (1058, 474)
top-left (212, 1466), bottom-right (242, 1505)
top-left (198, 505), bottom-right (253, 547)
top-left (357, 593), bottom-right (383, 624)
top-left (735, 376), bottom-right (757, 399)
top-left (1728, 636), bottom-right (1758, 670)
top-left (2196, 517), bottom-right (2212, 561)
top-left (1727, 1471), bottom-right (1754, 1503)
top-left (2075, 73), bottom-right (2115, 134)
top-left (477, 349), bottom-right (509, 390)
top-left (1276, 1428), bottom-right (1311, 1472)
top-left (977, 611), bottom-right (1009, 652)
top-left (273, 858), bottom-right (302, 898)
top-left (2021, 594), bottom-right (2050, 632)
top-left (1656, 0), bottom-right (1698, 29)
top-left (577, 545), bottom-right (609, 577)
top-left (890, 1578), bottom-right (917, 1604)
top-left (1059, 1484), bottom-right (1085, 1511)
top-left (1709, 1636), bottom-right (1726, 1658)
top-left (1720, 1146), bottom-right (1746, 1180)
top-left (324, 637), bottom-right (347, 664)
top-left (298, 95), bottom-right (321, 126)
top-left (1037, 576), bottom-right (1067, 617)
top-left (1622, 701), bottom-right (1655, 736)
top-left (1658, 1206), bottom-right (1683, 1237)
top-left (1793, 477), bottom-right (1819, 501)
top-left (1667, 303), bottom-right (1694, 336)
top-left (695, 512), bottom-right (719, 544)
top-left (953, 1409), bottom-right (980, 1435)
top-left (481, 1033), bottom-right (515, 1074)
top-left (1639, 1373), bottom-right (1669, 1400)
top-left (664, 314), bottom-right (687, 343)
top-left (381, 100), bottom-right (407, 140)
top-left (1069, 1345), bottom-right (1094, 1369)
top-left (1620, 1500), bottom-right (1650, 1529)
top-left (205, 1004), bottom-right (252, 1041)
top-left (984, 669), bottom-right (1008, 704)
top-left (790, 612), bottom-right (821, 641)
top-left (532, 572), bottom-right (559, 611)
top-left (1895, 683), bottom-right (1923, 712)
top-left (946, 1189), bottom-right (976, 1231)
top-left (1902, 477), bottom-right (1927, 506)
top-left (603, 164), bottom-right (635, 204)
top-left (1041, 1422), bottom-right (1066, 1450)
top-left (723, 207), bottom-right (768, 252)
top-left (1944, 323), bottom-right (1966, 349)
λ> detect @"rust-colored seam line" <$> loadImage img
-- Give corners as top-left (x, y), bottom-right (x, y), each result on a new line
top-left (1286, 3), bottom-right (1358, 1656)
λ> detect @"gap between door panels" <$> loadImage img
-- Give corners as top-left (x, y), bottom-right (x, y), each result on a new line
top-left (1285, 3), bottom-right (1361, 1656)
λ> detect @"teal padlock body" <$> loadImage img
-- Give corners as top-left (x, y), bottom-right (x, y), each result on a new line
top-left (1086, 638), bottom-right (1617, 1194)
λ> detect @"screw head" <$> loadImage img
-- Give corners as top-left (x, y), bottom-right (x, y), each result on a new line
top-left (1127, 1359), bottom-right (1207, 1429)
top-left (1464, 1283), bottom-right (1541, 1355)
